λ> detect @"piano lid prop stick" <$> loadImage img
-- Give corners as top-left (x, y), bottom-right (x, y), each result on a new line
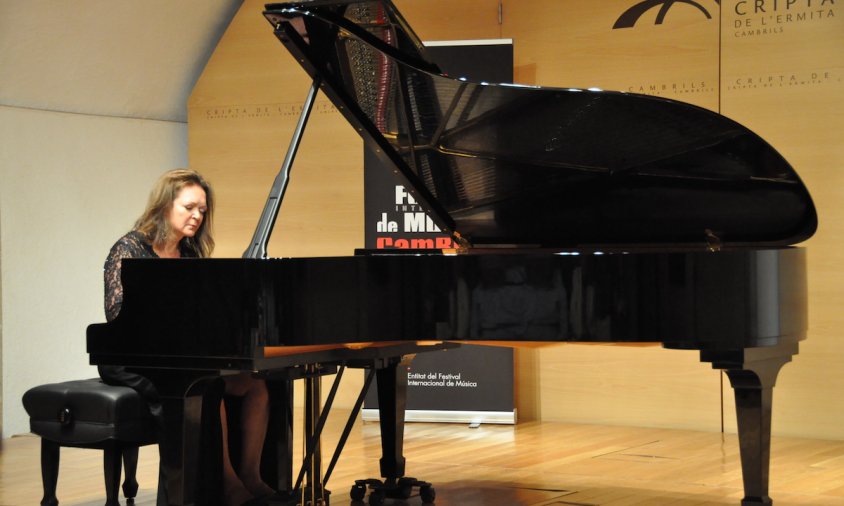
top-left (243, 76), bottom-right (322, 259)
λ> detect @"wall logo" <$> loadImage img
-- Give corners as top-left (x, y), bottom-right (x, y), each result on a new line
top-left (732, 0), bottom-right (836, 37)
top-left (614, 0), bottom-right (720, 29)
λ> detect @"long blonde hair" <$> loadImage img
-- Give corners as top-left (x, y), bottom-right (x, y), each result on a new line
top-left (133, 169), bottom-right (215, 257)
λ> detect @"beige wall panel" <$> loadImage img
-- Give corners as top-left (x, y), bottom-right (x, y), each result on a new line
top-left (719, 1), bottom-right (844, 439)
top-left (535, 344), bottom-right (723, 430)
top-left (393, 0), bottom-right (502, 41)
top-left (190, 102), bottom-right (363, 259)
top-left (539, 345), bottom-right (723, 430)
top-left (502, 0), bottom-right (720, 110)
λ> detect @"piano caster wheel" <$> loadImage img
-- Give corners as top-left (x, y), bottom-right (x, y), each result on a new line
top-left (350, 483), bottom-right (366, 501)
top-left (368, 488), bottom-right (386, 506)
top-left (420, 484), bottom-right (435, 504)
top-left (351, 477), bottom-right (434, 504)
top-left (396, 477), bottom-right (414, 499)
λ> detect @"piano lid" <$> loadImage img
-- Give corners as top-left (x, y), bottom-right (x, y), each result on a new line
top-left (263, 1), bottom-right (817, 248)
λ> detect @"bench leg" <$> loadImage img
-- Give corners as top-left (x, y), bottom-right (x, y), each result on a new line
top-left (122, 445), bottom-right (140, 500)
top-left (40, 439), bottom-right (59, 506)
top-left (104, 442), bottom-right (122, 506)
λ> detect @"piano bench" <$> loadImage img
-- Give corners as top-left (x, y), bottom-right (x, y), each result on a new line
top-left (22, 378), bottom-right (158, 506)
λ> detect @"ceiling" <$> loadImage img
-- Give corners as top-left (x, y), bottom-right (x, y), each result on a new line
top-left (0, 0), bottom-right (243, 123)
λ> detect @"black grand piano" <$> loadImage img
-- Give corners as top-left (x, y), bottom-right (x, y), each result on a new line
top-left (88, 1), bottom-right (817, 505)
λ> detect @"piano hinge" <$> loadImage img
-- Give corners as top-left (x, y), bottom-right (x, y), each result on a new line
top-left (705, 228), bottom-right (722, 252)
top-left (451, 231), bottom-right (472, 254)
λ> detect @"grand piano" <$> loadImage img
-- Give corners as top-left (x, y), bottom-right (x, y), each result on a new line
top-left (88, 1), bottom-right (817, 505)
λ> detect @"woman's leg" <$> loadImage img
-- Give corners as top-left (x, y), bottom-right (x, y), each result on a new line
top-left (223, 373), bottom-right (275, 498)
top-left (220, 400), bottom-right (254, 505)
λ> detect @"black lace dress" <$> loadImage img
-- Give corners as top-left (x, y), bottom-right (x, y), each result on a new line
top-left (98, 231), bottom-right (198, 424)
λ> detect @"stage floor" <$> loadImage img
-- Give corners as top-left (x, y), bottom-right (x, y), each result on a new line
top-left (3, 411), bottom-right (844, 505)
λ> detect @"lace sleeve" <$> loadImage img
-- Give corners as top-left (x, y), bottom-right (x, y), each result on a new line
top-left (104, 233), bottom-right (151, 321)
top-left (104, 241), bottom-right (129, 321)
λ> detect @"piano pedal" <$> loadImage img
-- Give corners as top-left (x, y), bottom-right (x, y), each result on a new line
top-left (351, 477), bottom-right (435, 505)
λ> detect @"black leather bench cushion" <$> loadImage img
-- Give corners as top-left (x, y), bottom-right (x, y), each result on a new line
top-left (23, 379), bottom-right (156, 446)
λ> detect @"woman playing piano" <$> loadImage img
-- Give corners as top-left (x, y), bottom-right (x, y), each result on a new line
top-left (99, 168), bottom-right (275, 506)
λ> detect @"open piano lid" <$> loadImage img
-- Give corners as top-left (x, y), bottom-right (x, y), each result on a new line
top-left (263, 1), bottom-right (817, 249)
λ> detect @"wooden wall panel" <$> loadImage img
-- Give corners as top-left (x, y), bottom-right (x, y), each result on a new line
top-left (718, 1), bottom-right (844, 439)
top-left (393, 0), bottom-right (502, 41)
top-left (503, 0), bottom-right (720, 111)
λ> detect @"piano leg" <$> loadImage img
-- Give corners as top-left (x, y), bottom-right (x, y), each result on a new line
top-left (702, 341), bottom-right (799, 506)
top-left (302, 367), bottom-right (328, 504)
top-left (153, 371), bottom-right (224, 506)
top-left (264, 378), bottom-right (294, 495)
top-left (367, 355), bottom-right (435, 504)
top-left (376, 356), bottom-right (410, 482)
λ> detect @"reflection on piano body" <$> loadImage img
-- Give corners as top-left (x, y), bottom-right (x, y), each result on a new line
top-left (88, 1), bottom-right (817, 505)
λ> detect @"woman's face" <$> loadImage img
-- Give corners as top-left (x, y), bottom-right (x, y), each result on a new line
top-left (168, 184), bottom-right (207, 240)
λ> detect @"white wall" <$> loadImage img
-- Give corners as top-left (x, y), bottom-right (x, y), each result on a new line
top-left (0, 105), bottom-right (187, 437)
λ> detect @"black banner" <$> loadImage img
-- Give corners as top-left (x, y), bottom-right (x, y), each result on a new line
top-left (363, 40), bottom-right (516, 424)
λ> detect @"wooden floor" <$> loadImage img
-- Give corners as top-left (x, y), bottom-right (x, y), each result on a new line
top-left (3, 411), bottom-right (844, 505)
